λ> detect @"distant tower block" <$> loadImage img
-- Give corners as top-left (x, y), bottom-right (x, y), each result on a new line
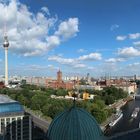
top-left (134, 74), bottom-right (137, 81)
top-left (3, 35), bottom-right (9, 86)
top-left (57, 70), bottom-right (62, 83)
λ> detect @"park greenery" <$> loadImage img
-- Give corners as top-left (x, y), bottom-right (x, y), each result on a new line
top-left (0, 84), bottom-right (128, 124)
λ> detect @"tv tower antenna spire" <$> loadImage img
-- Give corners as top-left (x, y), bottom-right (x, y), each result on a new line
top-left (3, 4), bottom-right (9, 86)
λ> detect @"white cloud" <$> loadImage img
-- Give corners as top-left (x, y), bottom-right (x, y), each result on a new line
top-left (129, 33), bottom-right (140, 39)
top-left (116, 35), bottom-right (127, 41)
top-left (41, 7), bottom-right (50, 15)
top-left (55, 18), bottom-right (79, 40)
top-left (105, 58), bottom-right (125, 63)
top-left (48, 52), bottom-right (102, 70)
top-left (48, 55), bottom-right (86, 69)
top-left (47, 64), bottom-right (59, 70)
top-left (116, 33), bottom-right (140, 41)
top-left (15, 64), bottom-right (59, 72)
top-left (73, 64), bottom-right (86, 68)
top-left (77, 49), bottom-right (86, 53)
top-left (110, 24), bottom-right (119, 31)
top-left (48, 55), bottom-right (75, 65)
top-left (133, 41), bottom-right (140, 47)
top-left (0, 0), bottom-right (79, 56)
top-left (128, 62), bottom-right (140, 67)
top-left (87, 66), bottom-right (96, 70)
top-left (118, 47), bottom-right (140, 58)
top-left (78, 53), bottom-right (102, 61)
top-left (46, 35), bottom-right (60, 50)
top-left (125, 62), bottom-right (140, 73)
top-left (48, 52), bottom-right (102, 65)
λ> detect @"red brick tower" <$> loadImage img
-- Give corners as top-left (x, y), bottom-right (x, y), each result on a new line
top-left (57, 70), bottom-right (62, 83)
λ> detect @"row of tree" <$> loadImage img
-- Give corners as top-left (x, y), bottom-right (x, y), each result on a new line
top-left (0, 84), bottom-right (128, 124)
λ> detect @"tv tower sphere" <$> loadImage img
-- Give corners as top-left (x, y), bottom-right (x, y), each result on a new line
top-left (3, 36), bottom-right (9, 48)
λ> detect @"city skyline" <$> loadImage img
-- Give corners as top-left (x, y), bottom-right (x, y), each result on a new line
top-left (0, 0), bottom-right (140, 77)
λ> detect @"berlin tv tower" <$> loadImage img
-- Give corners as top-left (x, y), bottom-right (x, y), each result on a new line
top-left (3, 31), bottom-right (9, 86)
top-left (3, 3), bottom-right (9, 86)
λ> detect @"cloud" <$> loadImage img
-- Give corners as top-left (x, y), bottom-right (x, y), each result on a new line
top-left (55, 18), bottom-right (79, 40)
top-left (41, 7), bottom-right (50, 15)
top-left (0, 0), bottom-right (79, 56)
top-left (128, 62), bottom-right (140, 67)
top-left (105, 58), bottom-right (125, 63)
top-left (87, 66), bottom-right (96, 70)
top-left (78, 53), bottom-right (102, 61)
top-left (129, 33), bottom-right (140, 39)
top-left (47, 64), bottom-right (59, 70)
top-left (133, 41), bottom-right (140, 47)
top-left (48, 55), bottom-right (86, 69)
top-left (116, 33), bottom-right (140, 41)
top-left (110, 24), bottom-right (119, 31)
top-left (125, 62), bottom-right (140, 73)
top-left (48, 55), bottom-right (75, 65)
top-left (118, 47), bottom-right (140, 58)
top-left (73, 64), bottom-right (86, 68)
top-left (15, 64), bottom-right (59, 72)
top-left (46, 35), bottom-right (60, 50)
top-left (77, 49), bottom-right (86, 53)
top-left (48, 52), bottom-right (102, 70)
top-left (116, 35), bottom-right (127, 41)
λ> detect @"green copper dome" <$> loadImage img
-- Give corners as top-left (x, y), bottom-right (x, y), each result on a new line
top-left (47, 106), bottom-right (105, 140)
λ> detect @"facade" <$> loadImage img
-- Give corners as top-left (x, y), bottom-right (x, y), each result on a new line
top-left (0, 82), bottom-right (5, 88)
top-left (25, 77), bottom-right (47, 87)
top-left (25, 70), bottom-right (75, 90)
top-left (98, 79), bottom-right (137, 94)
top-left (0, 95), bottom-right (32, 140)
top-left (116, 83), bottom-right (137, 94)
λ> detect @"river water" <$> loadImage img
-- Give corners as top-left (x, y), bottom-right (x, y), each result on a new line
top-left (106, 88), bottom-right (140, 136)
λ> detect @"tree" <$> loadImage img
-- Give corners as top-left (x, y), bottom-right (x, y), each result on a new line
top-left (42, 99), bottom-right (66, 119)
top-left (45, 88), bottom-right (56, 96)
top-left (55, 88), bottom-right (67, 96)
top-left (104, 95), bottom-right (115, 105)
top-left (31, 93), bottom-right (48, 111)
top-left (91, 104), bottom-right (107, 123)
top-left (94, 99), bottom-right (105, 109)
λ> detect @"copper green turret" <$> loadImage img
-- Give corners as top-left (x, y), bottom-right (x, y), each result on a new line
top-left (47, 106), bottom-right (105, 140)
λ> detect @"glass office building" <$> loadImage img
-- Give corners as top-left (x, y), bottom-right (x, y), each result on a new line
top-left (0, 95), bottom-right (32, 140)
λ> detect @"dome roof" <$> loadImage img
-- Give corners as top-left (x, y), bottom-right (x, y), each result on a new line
top-left (47, 106), bottom-right (105, 140)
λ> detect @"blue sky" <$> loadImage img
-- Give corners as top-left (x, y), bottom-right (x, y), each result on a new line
top-left (0, 0), bottom-right (140, 77)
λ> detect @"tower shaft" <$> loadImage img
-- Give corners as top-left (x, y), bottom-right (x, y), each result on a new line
top-left (5, 48), bottom-right (8, 86)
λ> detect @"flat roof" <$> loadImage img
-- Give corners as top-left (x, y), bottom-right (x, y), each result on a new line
top-left (0, 95), bottom-right (17, 104)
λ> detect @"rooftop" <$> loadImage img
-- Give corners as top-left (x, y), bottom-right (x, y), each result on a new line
top-left (0, 95), bottom-right (17, 104)
top-left (47, 106), bottom-right (105, 140)
top-left (0, 95), bottom-right (24, 115)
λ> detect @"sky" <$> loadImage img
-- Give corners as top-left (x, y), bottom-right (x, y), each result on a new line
top-left (0, 0), bottom-right (140, 78)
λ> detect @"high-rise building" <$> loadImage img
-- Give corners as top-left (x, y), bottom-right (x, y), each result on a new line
top-left (3, 34), bottom-right (9, 86)
top-left (0, 95), bottom-right (32, 140)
